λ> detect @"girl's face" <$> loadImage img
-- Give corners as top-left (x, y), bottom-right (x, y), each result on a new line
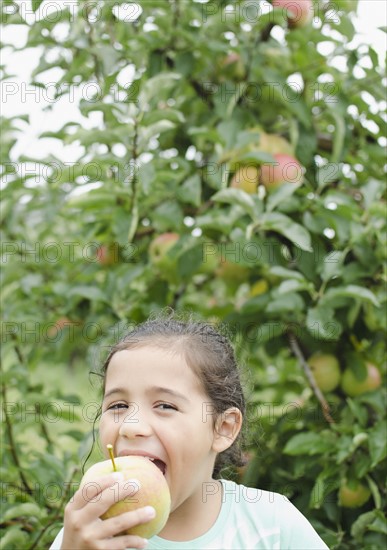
top-left (99, 346), bottom-right (220, 514)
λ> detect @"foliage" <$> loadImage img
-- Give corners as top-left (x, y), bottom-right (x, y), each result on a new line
top-left (1, 1), bottom-right (386, 548)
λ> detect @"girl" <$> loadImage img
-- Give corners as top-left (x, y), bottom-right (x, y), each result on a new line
top-left (50, 314), bottom-right (329, 550)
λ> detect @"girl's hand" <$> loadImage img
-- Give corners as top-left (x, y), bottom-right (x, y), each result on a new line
top-left (60, 472), bottom-right (156, 549)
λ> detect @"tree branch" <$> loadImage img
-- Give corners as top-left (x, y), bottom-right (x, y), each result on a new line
top-left (1, 376), bottom-right (33, 495)
top-left (287, 332), bottom-right (335, 424)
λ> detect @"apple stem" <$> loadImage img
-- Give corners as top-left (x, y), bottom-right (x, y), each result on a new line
top-left (107, 444), bottom-right (117, 472)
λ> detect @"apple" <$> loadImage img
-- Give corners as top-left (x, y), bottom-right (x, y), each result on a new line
top-left (272, 0), bottom-right (313, 28)
top-left (219, 52), bottom-right (245, 81)
top-left (216, 259), bottom-right (249, 285)
top-left (260, 153), bottom-right (303, 190)
top-left (149, 233), bottom-right (179, 265)
top-left (341, 362), bottom-right (382, 397)
top-left (96, 244), bottom-right (119, 266)
top-left (307, 353), bottom-right (341, 392)
top-left (339, 480), bottom-right (371, 508)
top-left (230, 165), bottom-right (260, 194)
top-left (47, 317), bottom-right (74, 339)
top-left (80, 454), bottom-right (171, 538)
top-left (257, 132), bottom-right (294, 157)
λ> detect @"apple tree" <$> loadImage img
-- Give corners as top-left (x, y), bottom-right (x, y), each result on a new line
top-left (1, 1), bottom-right (386, 548)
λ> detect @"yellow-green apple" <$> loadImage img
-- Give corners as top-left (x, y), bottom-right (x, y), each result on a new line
top-left (216, 259), bottom-right (249, 285)
top-left (80, 454), bottom-right (171, 538)
top-left (341, 362), bottom-right (382, 397)
top-left (149, 233), bottom-right (179, 266)
top-left (260, 153), bottom-right (303, 190)
top-left (230, 165), bottom-right (260, 194)
top-left (272, 0), bottom-right (313, 28)
top-left (338, 480), bottom-right (371, 508)
top-left (307, 353), bottom-right (341, 392)
top-left (257, 132), bottom-right (294, 156)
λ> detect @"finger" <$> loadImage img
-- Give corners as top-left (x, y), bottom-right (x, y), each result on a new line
top-left (98, 505), bottom-right (156, 539)
top-left (82, 478), bottom-right (142, 520)
top-left (70, 474), bottom-right (139, 512)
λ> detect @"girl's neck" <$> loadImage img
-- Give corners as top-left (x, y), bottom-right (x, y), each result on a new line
top-left (158, 479), bottom-right (223, 542)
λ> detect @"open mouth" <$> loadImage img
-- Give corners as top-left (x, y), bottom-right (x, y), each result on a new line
top-left (144, 457), bottom-right (166, 476)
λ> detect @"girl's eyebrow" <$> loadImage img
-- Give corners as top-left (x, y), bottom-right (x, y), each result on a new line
top-left (103, 386), bottom-right (190, 403)
top-left (148, 386), bottom-right (190, 403)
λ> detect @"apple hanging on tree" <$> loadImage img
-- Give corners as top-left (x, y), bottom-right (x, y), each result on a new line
top-left (260, 153), bottom-right (303, 191)
top-left (307, 353), bottom-right (341, 392)
top-left (230, 165), bottom-right (260, 194)
top-left (341, 362), bottom-right (382, 397)
top-left (272, 0), bottom-right (313, 28)
top-left (96, 243), bottom-right (120, 266)
top-left (338, 480), bottom-right (371, 508)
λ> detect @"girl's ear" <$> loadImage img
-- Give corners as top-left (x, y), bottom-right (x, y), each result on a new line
top-left (212, 407), bottom-right (243, 453)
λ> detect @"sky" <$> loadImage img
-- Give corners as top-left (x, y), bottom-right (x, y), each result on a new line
top-left (1, 0), bottom-right (386, 163)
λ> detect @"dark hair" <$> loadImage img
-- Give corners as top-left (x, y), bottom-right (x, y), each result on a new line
top-left (98, 310), bottom-right (248, 478)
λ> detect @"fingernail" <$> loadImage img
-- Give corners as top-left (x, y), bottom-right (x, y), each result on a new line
top-left (111, 472), bottom-right (124, 481)
top-left (144, 506), bottom-right (156, 518)
top-left (141, 539), bottom-right (149, 548)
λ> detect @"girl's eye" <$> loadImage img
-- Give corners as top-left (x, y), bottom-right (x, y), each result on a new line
top-left (108, 403), bottom-right (127, 411)
top-left (156, 403), bottom-right (177, 411)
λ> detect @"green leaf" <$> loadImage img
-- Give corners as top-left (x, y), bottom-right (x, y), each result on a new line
top-left (321, 285), bottom-right (380, 307)
top-left (306, 306), bottom-right (342, 341)
top-left (366, 475), bottom-right (382, 510)
top-left (266, 292), bottom-right (304, 313)
top-left (32, 0), bottom-right (44, 11)
top-left (0, 527), bottom-right (29, 548)
top-left (177, 245), bottom-right (204, 278)
top-left (3, 502), bottom-right (43, 521)
top-left (283, 432), bottom-right (335, 456)
top-left (212, 188), bottom-right (260, 220)
top-left (177, 174), bottom-right (201, 207)
top-left (269, 266), bottom-right (306, 281)
top-left (318, 250), bottom-right (348, 282)
top-left (139, 72), bottom-right (181, 104)
top-left (266, 182), bottom-right (302, 212)
top-left (368, 421), bottom-right (387, 468)
top-left (276, 279), bottom-right (311, 295)
top-left (68, 286), bottom-right (107, 302)
top-left (261, 212), bottom-right (312, 252)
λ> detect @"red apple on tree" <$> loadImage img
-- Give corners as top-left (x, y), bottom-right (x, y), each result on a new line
top-left (219, 52), bottom-right (245, 81)
top-left (260, 153), bottom-right (303, 191)
top-left (341, 362), bottom-right (382, 397)
top-left (272, 0), bottom-right (313, 28)
top-left (47, 317), bottom-right (75, 339)
top-left (149, 233), bottom-right (179, 266)
top-left (96, 243), bottom-right (120, 266)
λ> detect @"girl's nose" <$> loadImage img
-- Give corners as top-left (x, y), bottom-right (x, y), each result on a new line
top-left (118, 405), bottom-right (153, 438)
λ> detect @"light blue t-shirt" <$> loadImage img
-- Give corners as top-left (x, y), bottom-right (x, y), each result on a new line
top-left (50, 479), bottom-right (329, 549)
